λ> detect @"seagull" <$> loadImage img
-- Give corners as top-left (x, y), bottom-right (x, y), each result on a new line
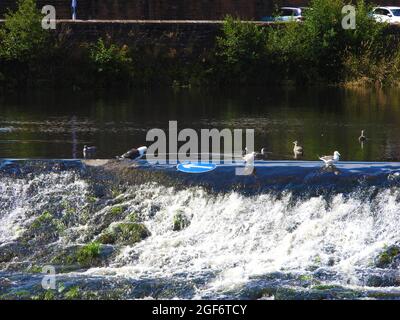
top-left (118, 146), bottom-right (148, 160)
top-left (319, 151), bottom-right (341, 166)
top-left (359, 130), bottom-right (366, 142)
top-left (243, 151), bottom-right (256, 165)
top-left (254, 148), bottom-right (268, 160)
top-left (293, 141), bottom-right (304, 155)
top-left (242, 147), bottom-right (249, 156)
top-left (83, 145), bottom-right (97, 158)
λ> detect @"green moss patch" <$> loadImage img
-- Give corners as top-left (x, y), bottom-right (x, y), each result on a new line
top-left (98, 223), bottom-right (150, 246)
top-left (376, 245), bottom-right (400, 268)
top-left (173, 210), bottom-right (190, 231)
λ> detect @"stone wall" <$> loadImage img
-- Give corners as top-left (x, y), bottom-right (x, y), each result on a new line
top-left (0, 0), bottom-right (305, 20)
top-left (54, 20), bottom-right (223, 61)
top-left (4, 1), bottom-right (400, 20)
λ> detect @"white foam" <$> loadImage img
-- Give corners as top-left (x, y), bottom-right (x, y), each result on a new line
top-left (86, 183), bottom-right (400, 293)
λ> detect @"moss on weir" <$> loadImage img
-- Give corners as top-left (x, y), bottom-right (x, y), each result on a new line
top-left (76, 242), bottom-right (102, 267)
top-left (98, 222), bottom-right (150, 245)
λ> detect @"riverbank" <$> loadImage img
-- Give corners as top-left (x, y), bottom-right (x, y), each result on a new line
top-left (2, 0), bottom-right (400, 89)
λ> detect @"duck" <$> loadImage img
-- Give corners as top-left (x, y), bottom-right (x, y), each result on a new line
top-left (83, 145), bottom-right (97, 158)
top-left (118, 146), bottom-right (148, 160)
top-left (359, 130), bottom-right (366, 142)
top-left (255, 148), bottom-right (268, 160)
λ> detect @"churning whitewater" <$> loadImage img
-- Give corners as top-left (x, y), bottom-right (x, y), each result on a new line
top-left (1, 160), bottom-right (400, 299)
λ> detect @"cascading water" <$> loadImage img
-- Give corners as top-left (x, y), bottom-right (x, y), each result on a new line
top-left (1, 159), bottom-right (400, 300)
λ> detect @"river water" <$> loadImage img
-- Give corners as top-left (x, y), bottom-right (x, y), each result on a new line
top-left (0, 87), bottom-right (400, 300)
top-left (1, 87), bottom-right (400, 161)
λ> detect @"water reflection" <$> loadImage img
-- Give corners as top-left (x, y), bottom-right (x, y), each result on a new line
top-left (0, 87), bottom-right (399, 161)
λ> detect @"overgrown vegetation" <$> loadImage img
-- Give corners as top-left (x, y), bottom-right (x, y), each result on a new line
top-left (215, 0), bottom-right (399, 86)
top-left (88, 38), bottom-right (133, 86)
top-left (1, 0), bottom-right (400, 89)
top-left (0, 0), bottom-right (50, 87)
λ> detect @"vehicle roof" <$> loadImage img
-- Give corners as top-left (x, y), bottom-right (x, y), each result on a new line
top-left (280, 7), bottom-right (302, 10)
top-left (374, 6), bottom-right (400, 10)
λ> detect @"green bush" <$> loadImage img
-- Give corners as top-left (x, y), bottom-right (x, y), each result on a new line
top-left (215, 16), bottom-right (275, 84)
top-left (216, 1), bottom-right (392, 85)
top-left (267, 0), bottom-right (388, 83)
top-left (0, 0), bottom-right (48, 62)
top-left (88, 38), bottom-right (133, 85)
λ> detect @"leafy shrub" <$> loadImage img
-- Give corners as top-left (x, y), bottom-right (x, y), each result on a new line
top-left (0, 0), bottom-right (48, 62)
top-left (216, 0), bottom-right (392, 85)
top-left (215, 16), bottom-right (278, 84)
top-left (268, 0), bottom-right (388, 83)
top-left (88, 38), bottom-right (133, 85)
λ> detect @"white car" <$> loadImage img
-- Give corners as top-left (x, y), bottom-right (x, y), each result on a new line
top-left (262, 7), bottom-right (308, 22)
top-left (372, 6), bottom-right (400, 24)
top-left (275, 7), bottom-right (306, 22)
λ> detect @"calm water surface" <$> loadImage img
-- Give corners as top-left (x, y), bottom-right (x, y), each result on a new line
top-left (0, 87), bottom-right (399, 161)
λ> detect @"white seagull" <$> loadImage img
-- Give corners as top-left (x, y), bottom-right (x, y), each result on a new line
top-left (243, 151), bottom-right (256, 165)
top-left (293, 141), bottom-right (304, 154)
top-left (319, 151), bottom-right (341, 166)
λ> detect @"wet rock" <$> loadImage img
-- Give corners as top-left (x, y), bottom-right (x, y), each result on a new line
top-left (0, 242), bottom-right (29, 264)
top-left (98, 222), bottom-right (150, 246)
top-left (365, 271), bottom-right (400, 287)
top-left (21, 211), bottom-right (63, 245)
top-left (375, 245), bottom-right (400, 269)
top-left (50, 243), bottom-right (115, 271)
top-left (0, 277), bottom-right (12, 288)
top-left (91, 205), bottom-right (129, 234)
top-left (173, 210), bottom-right (190, 231)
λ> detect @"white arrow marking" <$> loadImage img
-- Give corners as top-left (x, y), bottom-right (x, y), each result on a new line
top-left (181, 164), bottom-right (214, 170)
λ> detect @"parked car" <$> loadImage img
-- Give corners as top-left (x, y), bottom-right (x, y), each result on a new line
top-left (261, 7), bottom-right (309, 22)
top-left (372, 6), bottom-right (400, 24)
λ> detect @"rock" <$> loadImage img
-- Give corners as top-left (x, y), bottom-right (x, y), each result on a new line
top-left (50, 243), bottom-right (115, 270)
top-left (173, 210), bottom-right (190, 231)
top-left (365, 271), bottom-right (400, 287)
top-left (0, 277), bottom-right (12, 288)
top-left (98, 223), bottom-right (150, 246)
top-left (0, 242), bottom-right (29, 264)
top-left (375, 245), bottom-right (400, 269)
top-left (21, 211), bottom-right (62, 245)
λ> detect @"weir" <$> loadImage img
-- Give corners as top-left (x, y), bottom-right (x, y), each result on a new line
top-left (1, 158), bottom-right (400, 299)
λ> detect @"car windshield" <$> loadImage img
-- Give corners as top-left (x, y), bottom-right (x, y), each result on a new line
top-left (280, 9), bottom-right (299, 16)
top-left (391, 9), bottom-right (400, 16)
